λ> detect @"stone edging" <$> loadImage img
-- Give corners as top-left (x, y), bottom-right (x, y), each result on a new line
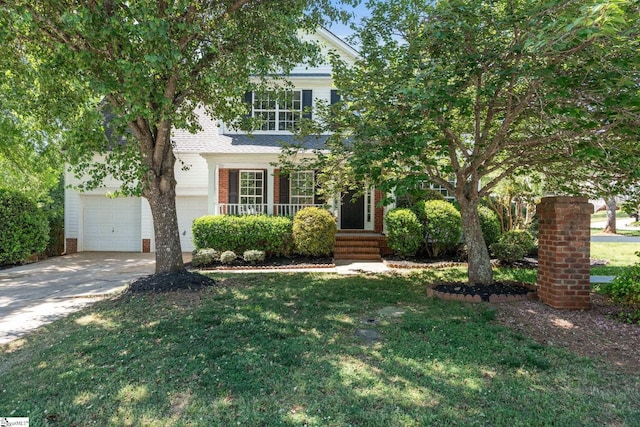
top-left (426, 285), bottom-right (538, 303)
top-left (198, 263), bottom-right (336, 271)
top-left (385, 261), bottom-right (468, 269)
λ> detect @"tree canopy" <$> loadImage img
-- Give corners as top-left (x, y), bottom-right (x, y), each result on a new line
top-left (0, 0), bottom-right (356, 275)
top-left (300, 0), bottom-right (640, 284)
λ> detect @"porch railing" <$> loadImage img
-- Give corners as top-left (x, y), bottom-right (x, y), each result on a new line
top-left (215, 203), bottom-right (328, 217)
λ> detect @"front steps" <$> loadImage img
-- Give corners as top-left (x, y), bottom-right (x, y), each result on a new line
top-left (334, 232), bottom-right (386, 261)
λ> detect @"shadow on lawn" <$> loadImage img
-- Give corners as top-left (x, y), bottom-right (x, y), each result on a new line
top-left (1, 273), bottom-right (636, 426)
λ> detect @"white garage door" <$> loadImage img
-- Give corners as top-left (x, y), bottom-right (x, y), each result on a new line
top-left (176, 197), bottom-right (208, 252)
top-left (83, 196), bottom-right (141, 251)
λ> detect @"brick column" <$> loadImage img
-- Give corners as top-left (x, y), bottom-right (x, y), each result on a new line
top-left (537, 196), bottom-right (592, 310)
top-left (142, 239), bottom-right (151, 253)
top-left (65, 238), bottom-right (78, 255)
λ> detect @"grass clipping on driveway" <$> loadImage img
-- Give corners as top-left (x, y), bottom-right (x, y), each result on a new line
top-left (1, 272), bottom-right (638, 426)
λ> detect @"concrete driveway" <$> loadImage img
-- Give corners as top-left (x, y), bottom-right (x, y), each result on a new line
top-left (0, 252), bottom-right (157, 345)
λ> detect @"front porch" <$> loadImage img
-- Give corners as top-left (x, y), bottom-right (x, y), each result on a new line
top-left (213, 202), bottom-right (331, 217)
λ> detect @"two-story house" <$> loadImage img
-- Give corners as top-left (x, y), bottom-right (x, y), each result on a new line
top-left (64, 28), bottom-right (389, 259)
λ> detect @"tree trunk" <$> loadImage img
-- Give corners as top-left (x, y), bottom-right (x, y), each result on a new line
top-left (141, 136), bottom-right (185, 275)
top-left (603, 197), bottom-right (617, 234)
top-left (146, 188), bottom-right (184, 274)
top-left (459, 197), bottom-right (493, 284)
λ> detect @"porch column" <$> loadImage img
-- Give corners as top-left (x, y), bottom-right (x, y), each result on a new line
top-left (267, 166), bottom-right (275, 215)
top-left (208, 162), bottom-right (219, 215)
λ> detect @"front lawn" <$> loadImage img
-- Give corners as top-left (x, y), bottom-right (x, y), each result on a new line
top-left (1, 271), bottom-right (638, 426)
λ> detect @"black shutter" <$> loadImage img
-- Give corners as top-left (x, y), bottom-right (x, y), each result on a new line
top-left (263, 170), bottom-right (268, 206)
top-left (229, 170), bottom-right (239, 204)
top-left (330, 89), bottom-right (340, 105)
top-left (279, 171), bottom-right (290, 204)
top-left (244, 91), bottom-right (253, 118)
top-left (302, 89), bottom-right (313, 119)
top-left (313, 170), bottom-right (324, 205)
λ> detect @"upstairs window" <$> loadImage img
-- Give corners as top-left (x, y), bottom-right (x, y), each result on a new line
top-left (248, 90), bottom-right (312, 132)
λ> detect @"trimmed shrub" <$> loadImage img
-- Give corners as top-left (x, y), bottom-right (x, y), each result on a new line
top-left (478, 206), bottom-right (502, 247)
top-left (192, 215), bottom-right (294, 256)
top-left (489, 230), bottom-right (535, 264)
top-left (384, 208), bottom-right (422, 257)
top-left (0, 189), bottom-right (49, 265)
top-left (293, 207), bottom-right (337, 257)
top-left (598, 252), bottom-right (640, 306)
top-left (243, 250), bottom-right (266, 264)
top-left (220, 250), bottom-right (237, 264)
top-left (191, 248), bottom-right (220, 267)
top-left (414, 200), bottom-right (462, 257)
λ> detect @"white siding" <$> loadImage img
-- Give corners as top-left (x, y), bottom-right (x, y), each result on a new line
top-left (174, 152), bottom-right (209, 195)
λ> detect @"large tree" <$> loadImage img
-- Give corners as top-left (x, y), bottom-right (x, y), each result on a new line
top-left (0, 0), bottom-right (354, 275)
top-left (307, 0), bottom-right (639, 284)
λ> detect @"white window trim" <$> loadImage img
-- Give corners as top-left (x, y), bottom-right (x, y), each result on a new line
top-left (239, 170), bottom-right (265, 205)
top-left (252, 90), bottom-right (302, 132)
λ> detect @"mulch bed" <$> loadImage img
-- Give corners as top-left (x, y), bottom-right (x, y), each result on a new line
top-left (127, 270), bottom-right (217, 293)
top-left (428, 281), bottom-right (538, 303)
top-left (195, 256), bottom-right (334, 270)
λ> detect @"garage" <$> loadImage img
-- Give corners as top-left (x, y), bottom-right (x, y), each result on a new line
top-left (176, 196), bottom-right (208, 252)
top-left (82, 196), bottom-right (141, 251)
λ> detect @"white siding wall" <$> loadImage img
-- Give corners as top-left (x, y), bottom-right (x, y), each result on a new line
top-left (174, 153), bottom-right (209, 196)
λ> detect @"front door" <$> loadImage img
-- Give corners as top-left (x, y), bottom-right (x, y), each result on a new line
top-left (340, 190), bottom-right (365, 229)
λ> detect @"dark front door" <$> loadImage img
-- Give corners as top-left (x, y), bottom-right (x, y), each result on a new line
top-left (341, 190), bottom-right (365, 229)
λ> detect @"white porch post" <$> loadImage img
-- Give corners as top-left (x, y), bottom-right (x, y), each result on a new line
top-left (208, 161), bottom-right (219, 215)
top-left (267, 166), bottom-right (275, 215)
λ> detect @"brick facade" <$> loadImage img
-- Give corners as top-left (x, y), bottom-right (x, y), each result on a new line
top-left (537, 196), bottom-right (592, 310)
top-left (218, 168), bottom-right (229, 204)
top-left (274, 169), bottom-right (281, 205)
top-left (65, 238), bottom-right (78, 255)
top-left (374, 190), bottom-right (385, 233)
top-left (142, 239), bottom-right (151, 253)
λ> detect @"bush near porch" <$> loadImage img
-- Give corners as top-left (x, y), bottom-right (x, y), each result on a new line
top-left (192, 215), bottom-right (294, 256)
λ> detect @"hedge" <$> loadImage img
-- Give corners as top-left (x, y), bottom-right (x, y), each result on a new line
top-left (0, 189), bottom-right (50, 265)
top-left (192, 215), bottom-right (294, 256)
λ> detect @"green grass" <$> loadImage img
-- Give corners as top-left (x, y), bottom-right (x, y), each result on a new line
top-left (591, 242), bottom-right (639, 267)
top-left (2, 271), bottom-right (638, 426)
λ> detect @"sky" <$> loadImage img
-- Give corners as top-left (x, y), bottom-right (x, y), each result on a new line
top-left (325, 1), bottom-right (371, 41)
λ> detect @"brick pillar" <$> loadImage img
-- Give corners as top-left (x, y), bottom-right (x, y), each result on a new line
top-left (65, 238), bottom-right (78, 255)
top-left (374, 190), bottom-right (385, 233)
top-left (218, 169), bottom-right (229, 205)
top-left (537, 196), bottom-right (592, 310)
top-left (142, 239), bottom-right (151, 253)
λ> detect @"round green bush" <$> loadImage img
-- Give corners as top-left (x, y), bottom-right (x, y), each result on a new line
top-left (243, 249), bottom-right (266, 264)
top-left (0, 189), bottom-right (49, 265)
top-left (414, 200), bottom-right (462, 257)
top-left (293, 207), bottom-right (337, 257)
top-left (489, 230), bottom-right (535, 264)
top-left (478, 206), bottom-right (502, 246)
top-left (191, 248), bottom-right (220, 267)
top-left (384, 208), bottom-right (422, 257)
top-left (220, 250), bottom-right (237, 264)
